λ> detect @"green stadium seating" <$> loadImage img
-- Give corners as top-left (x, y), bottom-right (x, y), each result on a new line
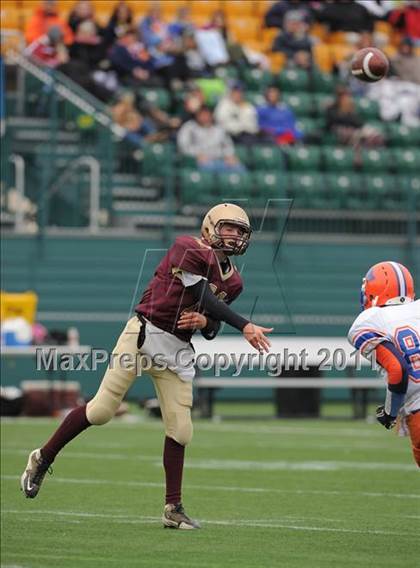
top-left (235, 145), bottom-right (253, 169)
top-left (241, 68), bottom-right (272, 91)
top-left (311, 71), bottom-right (336, 93)
top-left (140, 88), bottom-right (171, 112)
top-left (277, 68), bottom-right (309, 92)
top-left (252, 171), bottom-right (286, 201)
top-left (246, 92), bottom-right (266, 107)
top-left (217, 171), bottom-right (253, 199)
top-left (312, 93), bottom-right (334, 116)
top-left (282, 92), bottom-right (313, 116)
top-left (285, 145), bottom-right (322, 171)
top-left (250, 145), bottom-right (285, 171)
top-left (361, 148), bottom-right (391, 173)
top-left (289, 172), bottom-right (328, 208)
top-left (364, 174), bottom-right (400, 210)
top-left (392, 148), bottom-right (420, 173)
top-left (179, 170), bottom-right (217, 204)
top-left (142, 143), bottom-right (174, 176)
top-left (325, 172), bottom-right (363, 209)
top-left (214, 66), bottom-right (239, 81)
top-left (355, 98), bottom-right (380, 120)
top-left (323, 146), bottom-right (354, 171)
top-left (387, 123), bottom-right (420, 147)
top-left (295, 117), bottom-right (323, 137)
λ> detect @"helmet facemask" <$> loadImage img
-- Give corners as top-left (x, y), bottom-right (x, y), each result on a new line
top-left (209, 219), bottom-right (252, 256)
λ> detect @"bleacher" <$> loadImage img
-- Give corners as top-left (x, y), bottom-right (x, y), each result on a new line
top-left (1, 1), bottom-right (420, 232)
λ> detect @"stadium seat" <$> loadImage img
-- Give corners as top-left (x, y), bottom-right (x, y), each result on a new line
top-left (179, 170), bottom-right (217, 204)
top-left (282, 93), bottom-right (313, 117)
top-left (246, 92), bottom-right (266, 107)
top-left (313, 43), bottom-right (333, 73)
top-left (267, 53), bottom-right (286, 73)
top-left (214, 66), bottom-right (239, 81)
top-left (392, 148), bottom-right (420, 173)
top-left (228, 17), bottom-right (261, 43)
top-left (277, 68), bottom-right (309, 92)
top-left (190, 0), bottom-right (223, 18)
top-left (387, 123), bottom-right (420, 147)
top-left (235, 145), bottom-right (253, 170)
top-left (295, 117), bottom-right (323, 138)
top-left (325, 172), bottom-right (363, 209)
top-left (323, 147), bottom-right (354, 171)
top-left (311, 70), bottom-right (336, 94)
top-left (361, 148), bottom-right (391, 173)
top-left (364, 174), bottom-right (398, 210)
top-left (222, 0), bottom-right (254, 18)
top-left (289, 172), bottom-right (328, 209)
top-left (252, 171), bottom-right (286, 201)
top-left (312, 93), bottom-right (334, 116)
top-left (251, 145), bottom-right (285, 171)
top-left (140, 89), bottom-right (171, 112)
top-left (241, 68), bottom-right (272, 91)
top-left (285, 146), bottom-right (322, 171)
top-left (217, 171), bottom-right (253, 199)
top-left (142, 143), bottom-right (175, 176)
top-left (355, 98), bottom-right (380, 120)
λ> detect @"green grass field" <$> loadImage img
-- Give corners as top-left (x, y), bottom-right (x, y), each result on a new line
top-left (1, 407), bottom-right (419, 568)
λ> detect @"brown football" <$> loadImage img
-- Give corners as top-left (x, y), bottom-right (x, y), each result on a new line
top-left (351, 47), bottom-right (389, 83)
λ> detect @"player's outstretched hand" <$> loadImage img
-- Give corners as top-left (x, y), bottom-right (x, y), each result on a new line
top-left (177, 312), bottom-right (208, 331)
top-left (243, 323), bottom-right (273, 353)
top-left (375, 405), bottom-right (397, 430)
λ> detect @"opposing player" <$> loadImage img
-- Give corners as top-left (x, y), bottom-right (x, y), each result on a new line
top-left (348, 261), bottom-right (419, 467)
top-left (20, 203), bottom-right (273, 528)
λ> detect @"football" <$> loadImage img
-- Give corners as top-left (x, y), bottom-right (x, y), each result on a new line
top-left (351, 47), bottom-right (389, 82)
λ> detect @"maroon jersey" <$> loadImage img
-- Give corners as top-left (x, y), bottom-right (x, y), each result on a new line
top-left (136, 235), bottom-right (243, 341)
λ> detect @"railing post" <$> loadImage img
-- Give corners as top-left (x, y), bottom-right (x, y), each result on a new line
top-left (9, 154), bottom-right (25, 231)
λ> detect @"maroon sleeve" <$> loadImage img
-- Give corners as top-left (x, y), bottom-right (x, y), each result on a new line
top-left (169, 236), bottom-right (212, 278)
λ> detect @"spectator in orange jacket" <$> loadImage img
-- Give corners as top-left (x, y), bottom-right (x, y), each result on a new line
top-left (25, 0), bottom-right (73, 45)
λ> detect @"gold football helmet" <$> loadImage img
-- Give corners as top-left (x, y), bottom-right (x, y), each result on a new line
top-left (201, 203), bottom-right (252, 255)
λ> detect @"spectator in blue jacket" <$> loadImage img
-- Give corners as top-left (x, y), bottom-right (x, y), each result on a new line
top-left (139, 3), bottom-right (190, 87)
top-left (257, 86), bottom-right (303, 145)
top-left (109, 28), bottom-right (152, 85)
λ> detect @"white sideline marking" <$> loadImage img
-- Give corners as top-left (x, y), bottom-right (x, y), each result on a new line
top-left (2, 474), bottom-right (420, 500)
top-left (0, 417), bottom-right (387, 438)
top-left (2, 448), bottom-right (416, 472)
top-left (2, 508), bottom-right (417, 537)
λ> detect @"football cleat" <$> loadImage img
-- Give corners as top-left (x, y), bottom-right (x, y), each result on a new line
top-left (162, 503), bottom-right (201, 530)
top-left (20, 448), bottom-right (53, 498)
top-left (360, 261), bottom-right (415, 310)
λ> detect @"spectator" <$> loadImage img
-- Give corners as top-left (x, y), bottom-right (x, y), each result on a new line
top-left (111, 92), bottom-right (156, 145)
top-left (177, 106), bottom-right (244, 172)
top-left (257, 86), bottom-right (303, 145)
top-left (272, 10), bottom-right (313, 65)
top-left (25, 0), bottom-right (73, 45)
top-left (109, 29), bottom-right (152, 85)
top-left (391, 37), bottom-right (420, 85)
top-left (103, 1), bottom-right (134, 47)
top-left (181, 84), bottom-right (206, 121)
top-left (25, 25), bottom-right (69, 68)
top-left (214, 82), bottom-right (258, 143)
top-left (325, 86), bottom-right (384, 147)
top-left (168, 6), bottom-right (195, 41)
top-left (265, 0), bottom-right (313, 29)
top-left (69, 20), bottom-right (107, 71)
top-left (317, 0), bottom-right (376, 33)
top-left (389, 1), bottom-right (420, 45)
top-left (139, 3), bottom-right (190, 85)
top-left (68, 0), bottom-right (99, 34)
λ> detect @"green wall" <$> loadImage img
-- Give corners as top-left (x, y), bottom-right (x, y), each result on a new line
top-left (2, 234), bottom-right (418, 399)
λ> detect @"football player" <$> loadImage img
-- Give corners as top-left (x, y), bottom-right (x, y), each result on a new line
top-left (20, 203), bottom-right (273, 528)
top-left (348, 261), bottom-right (420, 467)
